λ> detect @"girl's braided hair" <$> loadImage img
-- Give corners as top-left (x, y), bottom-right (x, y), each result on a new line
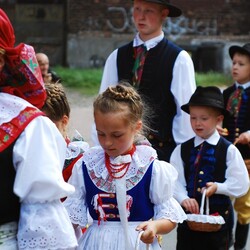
top-left (94, 81), bottom-right (151, 135)
top-left (42, 82), bottom-right (70, 122)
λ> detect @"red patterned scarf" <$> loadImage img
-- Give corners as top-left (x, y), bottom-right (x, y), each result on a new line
top-left (0, 8), bottom-right (46, 109)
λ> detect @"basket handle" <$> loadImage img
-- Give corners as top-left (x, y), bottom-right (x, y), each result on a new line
top-left (135, 231), bottom-right (150, 250)
top-left (199, 189), bottom-right (209, 215)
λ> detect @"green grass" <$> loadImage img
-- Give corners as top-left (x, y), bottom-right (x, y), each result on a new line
top-left (54, 66), bottom-right (232, 96)
top-left (195, 71), bottom-right (232, 88)
top-left (54, 66), bottom-right (103, 96)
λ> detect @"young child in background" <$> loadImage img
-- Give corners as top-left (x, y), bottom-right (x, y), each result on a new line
top-left (41, 82), bottom-right (89, 182)
top-left (64, 83), bottom-right (187, 250)
top-left (221, 43), bottom-right (250, 250)
top-left (170, 86), bottom-right (249, 250)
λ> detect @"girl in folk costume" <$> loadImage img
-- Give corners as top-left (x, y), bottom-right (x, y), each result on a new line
top-left (63, 83), bottom-right (187, 250)
top-left (0, 9), bottom-right (77, 249)
top-left (41, 82), bottom-right (89, 183)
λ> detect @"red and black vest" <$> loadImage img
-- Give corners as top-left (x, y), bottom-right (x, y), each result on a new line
top-left (0, 107), bottom-right (43, 225)
top-left (223, 85), bottom-right (250, 159)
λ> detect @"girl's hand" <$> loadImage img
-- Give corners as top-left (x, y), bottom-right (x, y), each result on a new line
top-left (204, 182), bottom-right (217, 197)
top-left (136, 221), bottom-right (157, 244)
top-left (136, 219), bottom-right (176, 244)
top-left (181, 198), bottom-right (199, 214)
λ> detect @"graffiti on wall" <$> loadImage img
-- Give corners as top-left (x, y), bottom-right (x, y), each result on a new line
top-left (106, 7), bottom-right (217, 40)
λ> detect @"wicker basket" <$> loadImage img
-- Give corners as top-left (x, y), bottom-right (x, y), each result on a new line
top-left (186, 189), bottom-right (225, 232)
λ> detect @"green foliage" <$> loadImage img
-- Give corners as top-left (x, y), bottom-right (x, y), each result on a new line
top-left (54, 66), bottom-right (103, 96)
top-left (54, 67), bottom-right (232, 96)
top-left (195, 71), bottom-right (232, 88)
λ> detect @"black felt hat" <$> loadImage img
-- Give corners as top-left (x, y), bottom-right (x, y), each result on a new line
top-left (181, 86), bottom-right (230, 116)
top-left (133, 0), bottom-right (182, 17)
top-left (229, 43), bottom-right (250, 59)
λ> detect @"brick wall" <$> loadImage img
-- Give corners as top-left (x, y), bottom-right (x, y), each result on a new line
top-left (1, 0), bottom-right (249, 71)
top-left (68, 0), bottom-right (250, 36)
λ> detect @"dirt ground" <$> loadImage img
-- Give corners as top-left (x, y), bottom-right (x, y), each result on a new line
top-left (65, 88), bottom-right (95, 145)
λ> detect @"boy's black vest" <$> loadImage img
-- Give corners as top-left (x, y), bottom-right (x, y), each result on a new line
top-left (117, 38), bottom-right (181, 144)
top-left (181, 137), bottom-right (232, 229)
top-left (0, 141), bottom-right (20, 225)
top-left (223, 85), bottom-right (250, 159)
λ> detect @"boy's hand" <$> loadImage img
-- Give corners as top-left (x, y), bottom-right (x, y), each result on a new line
top-left (181, 198), bottom-right (199, 214)
top-left (216, 125), bottom-right (228, 136)
top-left (205, 182), bottom-right (217, 197)
top-left (234, 131), bottom-right (250, 145)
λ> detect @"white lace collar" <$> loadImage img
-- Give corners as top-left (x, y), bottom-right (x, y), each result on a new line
top-left (83, 145), bottom-right (157, 192)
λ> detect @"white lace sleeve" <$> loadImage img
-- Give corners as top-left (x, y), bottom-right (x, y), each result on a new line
top-left (63, 159), bottom-right (89, 227)
top-left (150, 160), bottom-right (187, 223)
top-left (13, 117), bottom-right (78, 249)
top-left (18, 201), bottom-right (77, 250)
top-left (13, 116), bottom-right (75, 202)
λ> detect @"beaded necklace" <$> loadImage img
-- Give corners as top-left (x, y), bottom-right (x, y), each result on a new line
top-left (105, 145), bottom-right (136, 179)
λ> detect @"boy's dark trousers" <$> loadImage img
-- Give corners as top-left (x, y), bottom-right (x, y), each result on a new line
top-left (176, 222), bottom-right (230, 250)
top-left (234, 222), bottom-right (249, 250)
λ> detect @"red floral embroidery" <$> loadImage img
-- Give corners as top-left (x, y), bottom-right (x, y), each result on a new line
top-left (0, 106), bottom-right (44, 152)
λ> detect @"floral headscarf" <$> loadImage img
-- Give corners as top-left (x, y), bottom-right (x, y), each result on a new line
top-left (0, 8), bottom-right (46, 108)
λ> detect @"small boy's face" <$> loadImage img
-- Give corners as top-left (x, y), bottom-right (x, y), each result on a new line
top-left (231, 52), bottom-right (250, 84)
top-left (189, 106), bottom-right (223, 139)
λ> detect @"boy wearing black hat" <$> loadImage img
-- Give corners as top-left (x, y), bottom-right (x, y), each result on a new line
top-left (221, 43), bottom-right (250, 250)
top-left (92, 0), bottom-right (196, 161)
top-left (170, 86), bottom-right (249, 250)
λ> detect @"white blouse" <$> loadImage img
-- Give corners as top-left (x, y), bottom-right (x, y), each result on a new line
top-left (0, 93), bottom-right (78, 250)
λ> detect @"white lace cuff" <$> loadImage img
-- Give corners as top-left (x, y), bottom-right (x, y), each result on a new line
top-left (154, 198), bottom-right (187, 223)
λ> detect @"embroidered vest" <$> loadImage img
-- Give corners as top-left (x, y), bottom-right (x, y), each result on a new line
top-left (117, 38), bottom-right (181, 143)
top-left (82, 161), bottom-right (154, 222)
top-left (0, 107), bottom-right (44, 225)
top-left (181, 137), bottom-right (232, 230)
top-left (223, 85), bottom-right (250, 159)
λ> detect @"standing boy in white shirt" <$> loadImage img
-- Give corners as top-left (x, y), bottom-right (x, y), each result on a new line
top-left (93, 0), bottom-right (196, 161)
